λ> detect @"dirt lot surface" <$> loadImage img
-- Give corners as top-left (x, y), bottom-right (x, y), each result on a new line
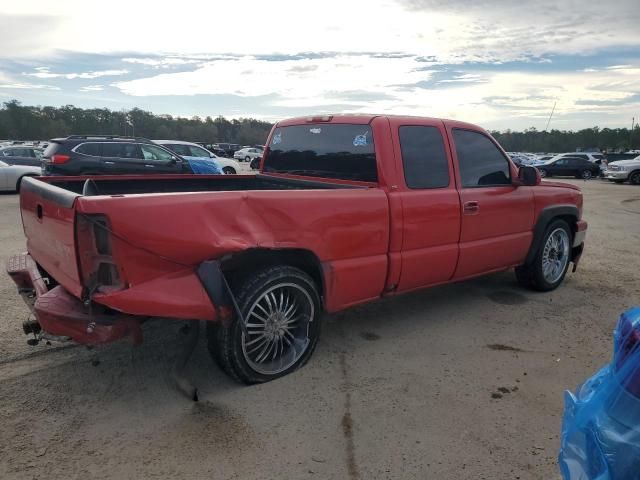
top-left (1, 179), bottom-right (639, 480)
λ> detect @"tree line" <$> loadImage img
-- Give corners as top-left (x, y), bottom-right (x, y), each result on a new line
top-left (0, 100), bottom-right (273, 146)
top-left (1, 100), bottom-right (638, 152)
top-left (491, 126), bottom-right (640, 153)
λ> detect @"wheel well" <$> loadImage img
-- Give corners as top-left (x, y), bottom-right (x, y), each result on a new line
top-left (220, 248), bottom-right (324, 299)
top-left (555, 214), bottom-right (577, 238)
top-left (525, 207), bottom-right (579, 265)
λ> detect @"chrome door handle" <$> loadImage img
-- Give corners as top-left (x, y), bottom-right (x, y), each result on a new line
top-left (463, 201), bottom-right (479, 214)
top-left (144, 164), bottom-right (155, 168)
top-left (104, 161), bottom-right (115, 165)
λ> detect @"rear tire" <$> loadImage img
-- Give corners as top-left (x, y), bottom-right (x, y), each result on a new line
top-left (580, 170), bottom-right (592, 180)
top-left (207, 266), bottom-right (321, 384)
top-left (539, 169), bottom-right (549, 178)
top-left (222, 167), bottom-right (236, 174)
top-left (515, 219), bottom-right (572, 292)
top-left (244, 156), bottom-right (251, 162)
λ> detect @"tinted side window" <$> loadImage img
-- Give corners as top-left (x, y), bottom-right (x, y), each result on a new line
top-left (101, 142), bottom-right (142, 159)
top-left (1, 149), bottom-right (12, 156)
top-left (453, 130), bottom-right (511, 187)
top-left (76, 143), bottom-right (102, 156)
top-left (140, 144), bottom-right (174, 161)
top-left (399, 126), bottom-right (449, 189)
top-left (187, 145), bottom-right (211, 157)
top-left (166, 144), bottom-right (191, 156)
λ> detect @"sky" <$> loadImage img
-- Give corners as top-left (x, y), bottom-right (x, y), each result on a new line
top-left (0, 0), bottom-right (639, 131)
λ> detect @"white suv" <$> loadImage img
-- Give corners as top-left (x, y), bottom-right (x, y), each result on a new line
top-left (153, 140), bottom-right (242, 174)
top-left (604, 156), bottom-right (640, 185)
top-left (234, 147), bottom-right (262, 162)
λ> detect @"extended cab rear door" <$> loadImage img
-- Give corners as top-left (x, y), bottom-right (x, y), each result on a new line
top-left (445, 123), bottom-right (534, 279)
top-left (388, 117), bottom-right (461, 292)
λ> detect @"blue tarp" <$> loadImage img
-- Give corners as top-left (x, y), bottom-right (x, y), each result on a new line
top-left (559, 307), bottom-right (640, 479)
top-left (185, 157), bottom-right (222, 174)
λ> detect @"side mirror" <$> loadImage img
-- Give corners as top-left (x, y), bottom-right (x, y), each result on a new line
top-left (517, 165), bottom-right (541, 186)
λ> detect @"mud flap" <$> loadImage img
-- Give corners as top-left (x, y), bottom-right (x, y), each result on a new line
top-left (571, 244), bottom-right (584, 273)
top-left (196, 260), bottom-right (246, 333)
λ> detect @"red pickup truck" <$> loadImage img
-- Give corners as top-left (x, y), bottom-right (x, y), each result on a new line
top-left (7, 114), bottom-right (587, 386)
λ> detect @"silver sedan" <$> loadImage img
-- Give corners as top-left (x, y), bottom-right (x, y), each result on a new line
top-left (0, 160), bottom-right (41, 192)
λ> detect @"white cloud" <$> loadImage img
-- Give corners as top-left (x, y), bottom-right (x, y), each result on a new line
top-left (25, 68), bottom-right (128, 79)
top-left (0, 72), bottom-right (60, 90)
top-left (110, 54), bottom-right (640, 129)
top-left (79, 84), bottom-right (104, 91)
top-left (115, 55), bottom-right (431, 98)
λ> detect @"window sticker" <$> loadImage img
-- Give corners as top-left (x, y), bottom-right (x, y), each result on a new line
top-left (353, 131), bottom-right (368, 146)
top-left (272, 132), bottom-right (282, 145)
top-left (310, 128), bottom-right (322, 134)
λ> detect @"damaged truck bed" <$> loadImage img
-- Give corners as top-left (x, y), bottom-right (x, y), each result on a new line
top-left (7, 114), bottom-right (587, 386)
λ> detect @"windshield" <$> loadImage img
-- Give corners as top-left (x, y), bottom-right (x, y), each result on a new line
top-left (263, 123), bottom-right (377, 182)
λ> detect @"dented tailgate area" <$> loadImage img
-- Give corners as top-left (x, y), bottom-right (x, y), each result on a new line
top-left (8, 176), bottom-right (390, 347)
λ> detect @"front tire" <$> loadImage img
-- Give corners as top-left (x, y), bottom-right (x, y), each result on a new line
top-left (208, 266), bottom-right (321, 384)
top-left (539, 169), bottom-right (549, 178)
top-left (244, 156), bottom-right (251, 162)
top-left (515, 219), bottom-right (572, 292)
top-left (630, 171), bottom-right (640, 185)
top-left (580, 170), bottom-right (592, 180)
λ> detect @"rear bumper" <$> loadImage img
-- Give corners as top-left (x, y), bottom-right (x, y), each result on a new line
top-left (573, 219), bottom-right (587, 248)
top-left (7, 253), bottom-right (142, 345)
top-left (571, 220), bottom-right (587, 271)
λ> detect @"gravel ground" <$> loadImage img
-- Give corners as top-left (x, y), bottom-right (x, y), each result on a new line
top-left (0, 179), bottom-right (639, 480)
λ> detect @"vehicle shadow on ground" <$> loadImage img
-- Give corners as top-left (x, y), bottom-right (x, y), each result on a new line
top-left (2, 269), bottom-right (539, 406)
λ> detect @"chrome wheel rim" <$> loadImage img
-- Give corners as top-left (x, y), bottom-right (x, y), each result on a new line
top-left (542, 228), bottom-right (570, 284)
top-left (241, 282), bottom-right (314, 375)
top-left (582, 170), bottom-right (592, 179)
top-left (539, 169), bottom-right (547, 178)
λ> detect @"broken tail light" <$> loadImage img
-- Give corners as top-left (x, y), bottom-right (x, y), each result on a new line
top-left (75, 214), bottom-right (125, 294)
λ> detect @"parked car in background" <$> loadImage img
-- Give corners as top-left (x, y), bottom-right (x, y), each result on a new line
top-left (603, 156), bottom-right (640, 185)
top-left (550, 152), bottom-right (607, 166)
top-left (154, 140), bottom-right (241, 174)
top-left (536, 156), bottom-right (601, 179)
top-left (201, 144), bottom-right (227, 157)
top-left (0, 146), bottom-right (43, 166)
top-left (215, 143), bottom-right (241, 157)
top-left (41, 135), bottom-right (200, 176)
top-left (234, 147), bottom-right (262, 162)
top-left (0, 160), bottom-right (41, 192)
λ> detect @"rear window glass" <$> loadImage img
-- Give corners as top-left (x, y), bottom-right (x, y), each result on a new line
top-left (43, 142), bottom-right (61, 157)
top-left (264, 124), bottom-right (377, 182)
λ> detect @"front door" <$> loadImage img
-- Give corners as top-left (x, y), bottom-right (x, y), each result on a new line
top-left (100, 142), bottom-right (147, 175)
top-left (139, 144), bottom-right (183, 174)
top-left (447, 126), bottom-right (534, 279)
